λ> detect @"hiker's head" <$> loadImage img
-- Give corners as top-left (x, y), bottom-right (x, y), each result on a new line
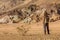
top-left (44, 11), bottom-right (50, 17)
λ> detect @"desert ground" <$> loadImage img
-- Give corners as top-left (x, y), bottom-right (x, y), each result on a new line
top-left (0, 20), bottom-right (60, 40)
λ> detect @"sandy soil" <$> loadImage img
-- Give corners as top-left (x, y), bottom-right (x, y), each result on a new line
top-left (0, 20), bottom-right (60, 40)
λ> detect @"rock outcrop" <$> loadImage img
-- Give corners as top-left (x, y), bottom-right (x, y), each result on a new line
top-left (0, 0), bottom-right (60, 24)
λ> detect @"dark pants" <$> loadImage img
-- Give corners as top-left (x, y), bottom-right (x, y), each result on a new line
top-left (44, 23), bottom-right (50, 34)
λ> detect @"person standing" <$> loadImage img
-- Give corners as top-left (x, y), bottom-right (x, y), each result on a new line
top-left (43, 10), bottom-right (50, 34)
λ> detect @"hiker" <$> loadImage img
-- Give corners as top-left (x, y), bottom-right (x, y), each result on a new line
top-left (43, 10), bottom-right (50, 34)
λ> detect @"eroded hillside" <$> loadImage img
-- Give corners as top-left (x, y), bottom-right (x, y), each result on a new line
top-left (0, 0), bottom-right (60, 24)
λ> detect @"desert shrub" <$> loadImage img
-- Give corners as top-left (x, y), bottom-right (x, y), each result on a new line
top-left (17, 26), bottom-right (30, 35)
top-left (28, 4), bottom-right (37, 12)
